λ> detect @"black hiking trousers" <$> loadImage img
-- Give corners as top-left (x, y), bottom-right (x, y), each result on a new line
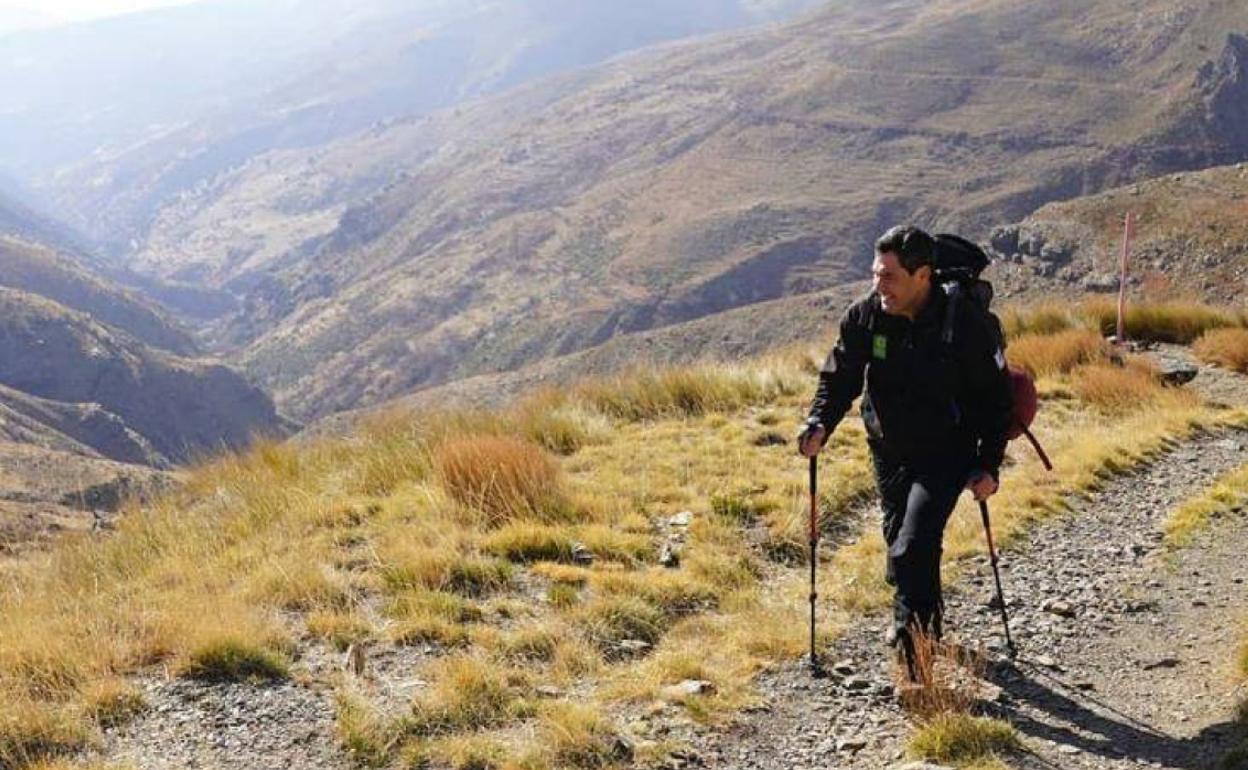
top-left (870, 441), bottom-right (973, 641)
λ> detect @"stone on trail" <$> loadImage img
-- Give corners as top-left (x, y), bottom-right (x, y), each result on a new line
top-left (836, 737), bottom-right (868, 752)
top-left (890, 763), bottom-right (954, 770)
top-left (661, 679), bottom-right (716, 700)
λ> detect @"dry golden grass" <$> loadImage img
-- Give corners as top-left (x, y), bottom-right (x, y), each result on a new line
top-left (907, 713), bottom-right (1020, 764)
top-left (1081, 299), bottom-right (1244, 344)
top-left (305, 610), bottom-right (374, 652)
top-left (1006, 329), bottom-right (1109, 377)
top-left (1002, 300), bottom-right (1245, 344)
top-left (1164, 462), bottom-right (1248, 548)
top-left (568, 364), bottom-right (801, 422)
top-left (1070, 360), bottom-right (1194, 414)
top-left (404, 655), bottom-right (533, 737)
top-left (433, 436), bottom-right (572, 526)
top-left (0, 326), bottom-right (1243, 769)
top-left (79, 679), bottom-right (146, 728)
top-left (1194, 328), bottom-right (1248, 374)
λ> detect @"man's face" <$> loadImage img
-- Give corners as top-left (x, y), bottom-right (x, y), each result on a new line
top-left (873, 251), bottom-right (931, 317)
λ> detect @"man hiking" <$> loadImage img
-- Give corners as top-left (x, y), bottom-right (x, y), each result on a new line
top-left (798, 225), bottom-right (1013, 675)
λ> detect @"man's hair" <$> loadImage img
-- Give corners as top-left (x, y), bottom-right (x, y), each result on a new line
top-left (875, 225), bottom-right (935, 274)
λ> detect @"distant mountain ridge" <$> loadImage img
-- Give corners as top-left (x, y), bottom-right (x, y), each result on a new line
top-left (0, 0), bottom-right (824, 252)
top-left (120, 0), bottom-right (1248, 420)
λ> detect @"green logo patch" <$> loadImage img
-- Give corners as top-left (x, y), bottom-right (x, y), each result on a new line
top-left (872, 334), bottom-right (888, 360)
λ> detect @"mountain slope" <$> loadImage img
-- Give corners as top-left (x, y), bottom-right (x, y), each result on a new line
top-left (984, 161), bottom-right (1248, 304)
top-left (142, 0), bottom-right (1248, 419)
top-left (0, 287), bottom-right (291, 465)
top-left (0, 0), bottom-right (822, 253)
top-left (0, 234), bottom-right (198, 356)
top-left (312, 158), bottom-right (1248, 431)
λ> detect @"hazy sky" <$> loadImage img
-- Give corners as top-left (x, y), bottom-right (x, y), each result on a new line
top-left (0, 0), bottom-right (199, 24)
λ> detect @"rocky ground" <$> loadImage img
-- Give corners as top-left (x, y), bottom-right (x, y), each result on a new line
top-left (75, 358), bottom-right (1248, 770)
top-left (681, 427), bottom-right (1248, 770)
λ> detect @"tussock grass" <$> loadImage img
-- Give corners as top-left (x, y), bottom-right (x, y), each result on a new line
top-left (178, 635), bottom-right (289, 683)
top-left (385, 590), bottom-right (482, 648)
top-left (80, 679), bottom-right (147, 728)
top-left (907, 713), bottom-right (1020, 763)
top-left (335, 691), bottom-right (399, 767)
top-left (590, 570), bottom-right (719, 616)
top-left (1006, 329), bottom-right (1109, 377)
top-left (530, 703), bottom-right (625, 769)
top-left (1082, 299), bottom-right (1243, 343)
top-left (0, 700), bottom-right (94, 769)
top-left (1195, 328), bottom-right (1248, 373)
top-left (433, 436), bottom-right (573, 526)
top-left (999, 303), bottom-right (1095, 338)
top-left (1070, 360), bottom-right (1193, 414)
top-left (404, 655), bottom-right (531, 737)
top-left (492, 625), bottom-right (561, 663)
top-left (574, 596), bottom-right (666, 654)
top-left (246, 558), bottom-right (352, 611)
top-left (570, 364), bottom-right (801, 421)
top-left (1164, 462), bottom-right (1248, 547)
top-left (483, 523), bottom-right (576, 563)
top-left (401, 733), bottom-right (509, 770)
top-left (379, 550), bottom-right (514, 597)
top-left (1002, 300), bottom-right (1245, 343)
top-left (305, 610), bottom-right (374, 652)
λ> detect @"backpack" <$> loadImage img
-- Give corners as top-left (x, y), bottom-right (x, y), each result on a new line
top-left (932, 233), bottom-right (1053, 472)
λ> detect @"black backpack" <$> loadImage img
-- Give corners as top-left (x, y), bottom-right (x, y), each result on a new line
top-left (931, 233), bottom-right (1053, 471)
top-left (931, 233), bottom-right (997, 346)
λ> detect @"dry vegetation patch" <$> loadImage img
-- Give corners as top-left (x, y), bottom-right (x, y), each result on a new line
top-left (0, 309), bottom-right (1245, 768)
top-left (1195, 328), bottom-right (1248, 374)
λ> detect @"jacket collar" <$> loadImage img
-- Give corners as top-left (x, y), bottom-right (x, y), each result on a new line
top-left (868, 285), bottom-right (945, 329)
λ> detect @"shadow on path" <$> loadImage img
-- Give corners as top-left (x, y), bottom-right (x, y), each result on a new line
top-left (983, 655), bottom-right (1244, 769)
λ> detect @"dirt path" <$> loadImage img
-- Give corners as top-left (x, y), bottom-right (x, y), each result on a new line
top-left (681, 424), bottom-right (1248, 770)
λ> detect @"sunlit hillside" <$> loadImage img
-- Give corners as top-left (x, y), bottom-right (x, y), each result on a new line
top-left (1, 301), bottom-right (1245, 769)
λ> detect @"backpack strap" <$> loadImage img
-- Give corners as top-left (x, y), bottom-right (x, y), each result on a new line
top-left (941, 281), bottom-right (961, 345)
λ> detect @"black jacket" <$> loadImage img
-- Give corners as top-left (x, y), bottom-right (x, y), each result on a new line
top-left (807, 289), bottom-right (1013, 479)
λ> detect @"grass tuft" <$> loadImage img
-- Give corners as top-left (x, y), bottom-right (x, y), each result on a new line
top-left (575, 596), bottom-right (665, 655)
top-left (380, 552), bottom-right (514, 597)
top-left (306, 610), bottom-right (374, 652)
top-left (534, 703), bottom-right (626, 769)
top-left (177, 636), bottom-right (289, 682)
top-left (1164, 462), bottom-right (1248, 547)
top-left (907, 713), bottom-right (1020, 763)
top-left (335, 690), bottom-right (400, 767)
top-left (0, 699), bottom-right (94, 769)
top-left (433, 437), bottom-right (572, 525)
top-left (1195, 328), bottom-right (1248, 373)
top-left (405, 655), bottom-right (529, 737)
top-left (1006, 329), bottom-right (1109, 377)
top-left (81, 678), bottom-right (147, 728)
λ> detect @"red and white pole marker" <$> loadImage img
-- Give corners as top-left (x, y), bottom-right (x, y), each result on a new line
top-left (1116, 211), bottom-right (1135, 345)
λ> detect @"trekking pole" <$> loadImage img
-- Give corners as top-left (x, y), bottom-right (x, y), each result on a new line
top-left (978, 500), bottom-right (1017, 658)
top-left (808, 455), bottom-right (825, 677)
